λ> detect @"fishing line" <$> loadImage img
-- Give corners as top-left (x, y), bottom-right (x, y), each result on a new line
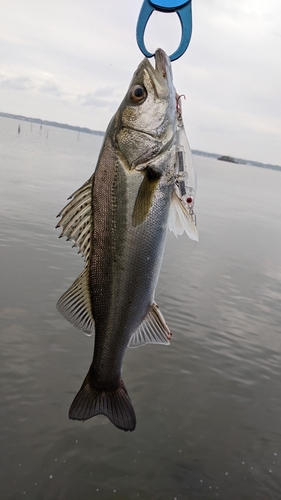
top-left (156, 239), bottom-right (197, 298)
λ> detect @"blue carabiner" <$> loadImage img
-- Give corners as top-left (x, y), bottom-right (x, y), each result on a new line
top-left (136, 0), bottom-right (192, 62)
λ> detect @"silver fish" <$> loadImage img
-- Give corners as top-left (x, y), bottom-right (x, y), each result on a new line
top-left (56, 49), bottom-right (198, 432)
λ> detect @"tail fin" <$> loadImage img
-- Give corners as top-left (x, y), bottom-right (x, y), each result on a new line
top-left (69, 376), bottom-right (136, 432)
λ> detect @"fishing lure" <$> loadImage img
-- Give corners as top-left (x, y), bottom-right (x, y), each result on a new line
top-left (175, 115), bottom-right (196, 225)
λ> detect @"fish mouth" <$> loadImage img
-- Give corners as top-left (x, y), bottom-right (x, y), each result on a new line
top-left (140, 49), bottom-right (174, 97)
top-left (154, 48), bottom-right (175, 95)
top-left (151, 48), bottom-right (175, 104)
top-left (154, 48), bottom-right (172, 80)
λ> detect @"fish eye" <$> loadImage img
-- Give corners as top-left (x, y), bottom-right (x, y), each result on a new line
top-left (130, 85), bottom-right (147, 103)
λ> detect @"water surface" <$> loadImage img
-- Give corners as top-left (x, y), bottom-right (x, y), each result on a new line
top-left (1, 116), bottom-right (281, 499)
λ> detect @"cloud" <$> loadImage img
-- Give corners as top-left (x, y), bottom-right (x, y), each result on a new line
top-left (79, 94), bottom-right (108, 108)
top-left (39, 80), bottom-right (63, 97)
top-left (0, 75), bottom-right (32, 91)
top-left (93, 87), bottom-right (116, 98)
top-left (0, 72), bottom-right (64, 98)
top-left (78, 87), bottom-right (120, 114)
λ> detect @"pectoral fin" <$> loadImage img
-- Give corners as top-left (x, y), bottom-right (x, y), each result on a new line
top-left (128, 302), bottom-right (171, 348)
top-left (132, 167), bottom-right (161, 227)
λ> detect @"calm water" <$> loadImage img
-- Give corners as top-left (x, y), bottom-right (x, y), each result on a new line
top-left (1, 115), bottom-right (281, 500)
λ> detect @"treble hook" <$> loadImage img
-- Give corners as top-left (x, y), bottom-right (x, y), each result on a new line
top-left (136, 0), bottom-right (193, 62)
top-left (176, 93), bottom-right (186, 117)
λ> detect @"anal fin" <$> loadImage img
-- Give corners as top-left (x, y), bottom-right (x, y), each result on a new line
top-left (128, 302), bottom-right (171, 348)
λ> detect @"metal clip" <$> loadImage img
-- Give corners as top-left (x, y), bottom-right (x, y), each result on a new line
top-left (136, 0), bottom-right (192, 61)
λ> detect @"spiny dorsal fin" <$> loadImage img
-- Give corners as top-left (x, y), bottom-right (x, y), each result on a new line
top-left (56, 269), bottom-right (94, 335)
top-left (168, 189), bottom-right (199, 241)
top-left (56, 176), bottom-right (93, 263)
top-left (128, 302), bottom-right (171, 348)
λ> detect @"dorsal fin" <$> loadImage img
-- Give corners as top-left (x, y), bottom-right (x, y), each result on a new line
top-left (56, 176), bottom-right (93, 263)
top-left (56, 269), bottom-right (94, 335)
top-left (56, 176), bottom-right (95, 334)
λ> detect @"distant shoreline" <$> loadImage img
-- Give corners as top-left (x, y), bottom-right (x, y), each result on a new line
top-left (0, 111), bottom-right (104, 137)
top-left (1, 111), bottom-right (280, 172)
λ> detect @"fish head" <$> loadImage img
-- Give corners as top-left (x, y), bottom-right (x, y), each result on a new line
top-left (115, 49), bottom-right (177, 170)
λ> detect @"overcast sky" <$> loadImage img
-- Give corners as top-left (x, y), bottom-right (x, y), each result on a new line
top-left (1, 0), bottom-right (280, 164)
